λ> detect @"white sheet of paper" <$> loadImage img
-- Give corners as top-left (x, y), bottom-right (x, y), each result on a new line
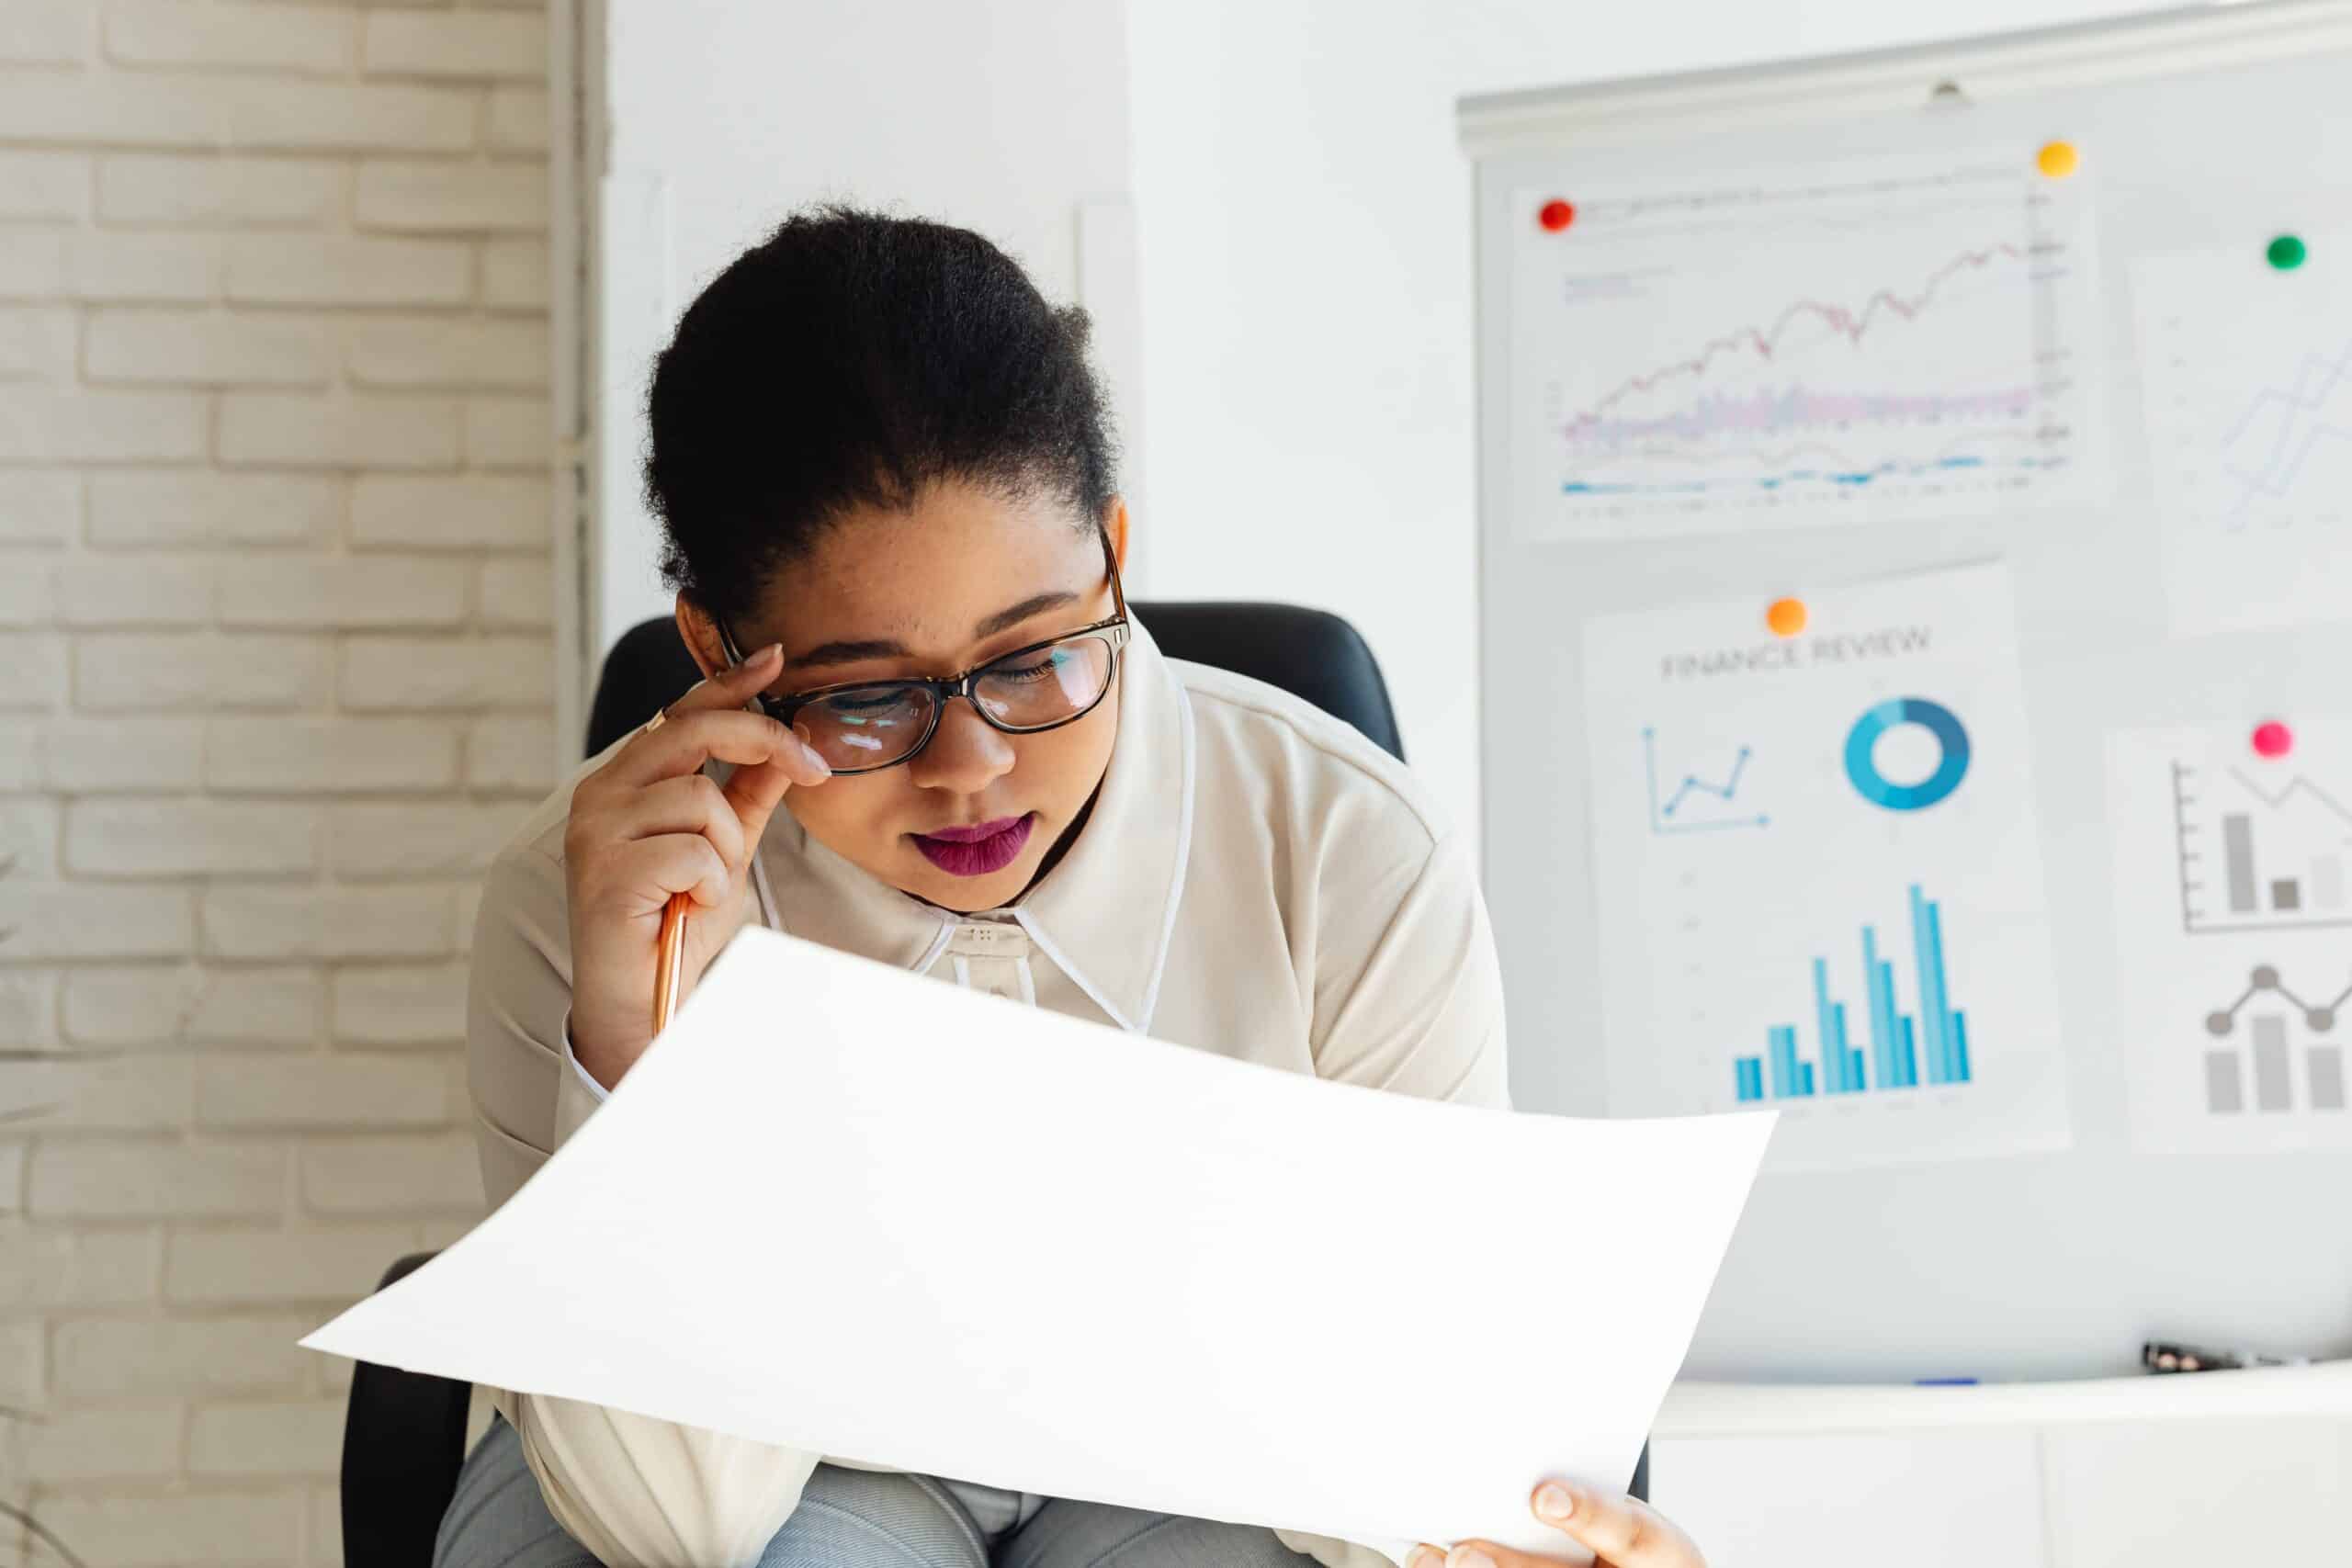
top-left (303, 927), bottom-right (1773, 1559)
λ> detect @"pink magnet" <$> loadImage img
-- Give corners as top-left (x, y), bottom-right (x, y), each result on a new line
top-left (2252, 719), bottom-right (2293, 760)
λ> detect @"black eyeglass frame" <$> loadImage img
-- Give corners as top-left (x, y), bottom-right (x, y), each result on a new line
top-left (711, 526), bottom-right (1132, 776)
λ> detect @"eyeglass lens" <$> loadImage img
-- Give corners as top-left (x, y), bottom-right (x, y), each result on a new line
top-left (790, 634), bottom-right (1118, 771)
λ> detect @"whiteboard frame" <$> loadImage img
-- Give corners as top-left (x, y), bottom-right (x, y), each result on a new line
top-left (1459, 1), bottom-right (2352, 160)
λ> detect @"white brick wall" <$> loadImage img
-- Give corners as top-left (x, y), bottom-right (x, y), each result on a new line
top-left (1, 4), bottom-right (550, 1559)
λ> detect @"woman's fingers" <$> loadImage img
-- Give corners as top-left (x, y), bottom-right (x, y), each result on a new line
top-left (1405, 1480), bottom-right (1702, 1568)
top-left (671, 642), bottom-right (784, 714)
top-left (1529, 1479), bottom-right (1702, 1568)
top-left (612, 705), bottom-right (831, 791)
top-left (634, 705), bottom-right (831, 784)
top-left (718, 726), bottom-right (817, 847)
top-left (575, 645), bottom-right (831, 870)
top-left (1408, 1540), bottom-right (1575, 1568)
top-left (602, 643), bottom-right (827, 787)
top-left (613, 833), bottom-right (732, 913)
top-left (615, 773), bottom-right (749, 873)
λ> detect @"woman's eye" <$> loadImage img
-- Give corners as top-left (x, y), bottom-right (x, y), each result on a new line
top-left (994, 649), bottom-right (1069, 683)
top-left (822, 690), bottom-right (913, 717)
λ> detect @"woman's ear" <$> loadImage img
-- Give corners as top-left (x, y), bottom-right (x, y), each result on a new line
top-left (1105, 496), bottom-right (1131, 572)
top-left (673, 594), bottom-right (729, 681)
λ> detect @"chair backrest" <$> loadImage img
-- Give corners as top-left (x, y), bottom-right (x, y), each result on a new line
top-left (583, 603), bottom-right (1405, 761)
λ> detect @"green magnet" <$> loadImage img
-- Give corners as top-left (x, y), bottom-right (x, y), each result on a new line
top-left (2267, 233), bottom-right (2308, 271)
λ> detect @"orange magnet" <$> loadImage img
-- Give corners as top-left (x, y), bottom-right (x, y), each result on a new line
top-left (2252, 719), bottom-right (2294, 760)
top-left (1766, 597), bottom-right (1807, 637)
top-left (2036, 141), bottom-right (2079, 178)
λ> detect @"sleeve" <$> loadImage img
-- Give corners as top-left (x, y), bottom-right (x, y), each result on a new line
top-left (467, 835), bottom-right (826, 1566)
top-left (1261, 825), bottom-right (1510, 1568)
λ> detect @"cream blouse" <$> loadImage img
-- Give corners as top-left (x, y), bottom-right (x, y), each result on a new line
top-left (465, 615), bottom-right (1511, 1568)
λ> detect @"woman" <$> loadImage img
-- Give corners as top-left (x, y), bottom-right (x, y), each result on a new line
top-left (447, 207), bottom-right (1706, 1568)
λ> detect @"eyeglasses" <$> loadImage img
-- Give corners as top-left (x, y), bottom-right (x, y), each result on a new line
top-left (714, 527), bottom-right (1130, 775)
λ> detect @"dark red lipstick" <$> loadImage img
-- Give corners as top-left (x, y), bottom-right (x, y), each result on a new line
top-left (910, 814), bottom-right (1034, 876)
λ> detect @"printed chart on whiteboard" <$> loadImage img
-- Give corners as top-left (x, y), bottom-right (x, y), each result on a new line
top-left (2134, 233), bottom-right (2352, 638)
top-left (2107, 722), bottom-right (2352, 1154)
top-left (1509, 152), bottom-right (2104, 542)
top-left (1582, 560), bottom-right (2072, 1171)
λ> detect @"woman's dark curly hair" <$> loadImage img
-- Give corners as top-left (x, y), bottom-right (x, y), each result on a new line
top-left (643, 204), bottom-right (1120, 626)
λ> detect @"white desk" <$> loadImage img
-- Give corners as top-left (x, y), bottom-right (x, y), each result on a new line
top-left (1647, 1364), bottom-right (2352, 1568)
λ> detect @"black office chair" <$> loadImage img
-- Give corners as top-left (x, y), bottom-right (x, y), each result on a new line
top-left (341, 605), bottom-right (1640, 1562)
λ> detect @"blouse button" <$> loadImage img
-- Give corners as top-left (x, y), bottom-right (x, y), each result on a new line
top-left (945, 919), bottom-right (1031, 961)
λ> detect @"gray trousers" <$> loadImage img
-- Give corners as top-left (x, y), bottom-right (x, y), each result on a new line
top-left (435, 1415), bottom-right (1317, 1568)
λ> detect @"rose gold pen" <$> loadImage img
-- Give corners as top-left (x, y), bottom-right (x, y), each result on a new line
top-left (651, 890), bottom-right (690, 1033)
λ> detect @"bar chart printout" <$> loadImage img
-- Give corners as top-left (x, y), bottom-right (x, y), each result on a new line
top-left (1735, 886), bottom-right (1971, 1102)
top-left (2108, 722), bottom-right (2352, 1152)
top-left (1584, 561), bottom-right (2071, 1171)
top-left (2172, 755), bottom-right (2352, 934)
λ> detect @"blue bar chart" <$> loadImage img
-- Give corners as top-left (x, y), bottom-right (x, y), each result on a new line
top-left (1735, 884), bottom-right (1973, 1101)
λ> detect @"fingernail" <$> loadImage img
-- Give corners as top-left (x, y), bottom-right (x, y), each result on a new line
top-left (1406, 1551), bottom-right (1439, 1568)
top-left (1534, 1483), bottom-right (1575, 1522)
top-left (1447, 1549), bottom-right (1496, 1568)
top-left (756, 642), bottom-right (783, 664)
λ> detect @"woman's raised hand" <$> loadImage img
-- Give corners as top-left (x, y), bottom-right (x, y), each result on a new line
top-left (1407, 1480), bottom-right (1705, 1568)
top-left (561, 644), bottom-right (831, 1089)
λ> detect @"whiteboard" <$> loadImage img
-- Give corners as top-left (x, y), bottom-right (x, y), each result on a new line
top-left (1464, 1), bottom-right (2352, 1382)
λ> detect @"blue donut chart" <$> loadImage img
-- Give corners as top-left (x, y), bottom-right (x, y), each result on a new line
top-left (1845, 697), bottom-right (1971, 810)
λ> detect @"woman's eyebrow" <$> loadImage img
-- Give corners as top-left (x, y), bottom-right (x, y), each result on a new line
top-left (785, 590), bottom-right (1083, 671)
top-left (785, 637), bottom-right (908, 671)
top-left (971, 589), bottom-right (1079, 638)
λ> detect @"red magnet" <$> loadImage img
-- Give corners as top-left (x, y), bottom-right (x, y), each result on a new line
top-left (2252, 719), bottom-right (2293, 760)
top-left (1538, 199), bottom-right (1577, 233)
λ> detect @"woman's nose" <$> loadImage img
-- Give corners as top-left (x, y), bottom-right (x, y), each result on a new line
top-left (908, 698), bottom-right (1016, 792)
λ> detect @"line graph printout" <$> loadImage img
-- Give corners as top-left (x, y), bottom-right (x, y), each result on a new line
top-left (1643, 730), bottom-right (1767, 834)
top-left (2108, 723), bottom-right (2352, 1152)
top-left (1584, 560), bottom-right (2071, 1170)
top-left (2134, 234), bottom-right (2352, 637)
top-left (1509, 152), bottom-right (2103, 541)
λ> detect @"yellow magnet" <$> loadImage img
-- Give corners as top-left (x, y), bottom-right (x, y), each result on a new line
top-left (2036, 141), bottom-right (2079, 178)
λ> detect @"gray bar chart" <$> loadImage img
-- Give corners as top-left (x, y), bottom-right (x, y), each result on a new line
top-left (2200, 965), bottom-right (2352, 1116)
top-left (2175, 761), bottom-right (2352, 933)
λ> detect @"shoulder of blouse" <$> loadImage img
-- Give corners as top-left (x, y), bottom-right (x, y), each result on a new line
top-left (1163, 654), bottom-right (1453, 851)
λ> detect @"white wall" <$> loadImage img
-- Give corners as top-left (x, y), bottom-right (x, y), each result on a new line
top-left (594, 0), bottom-right (1139, 659)
top-left (1124, 0), bottom-right (2167, 854)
